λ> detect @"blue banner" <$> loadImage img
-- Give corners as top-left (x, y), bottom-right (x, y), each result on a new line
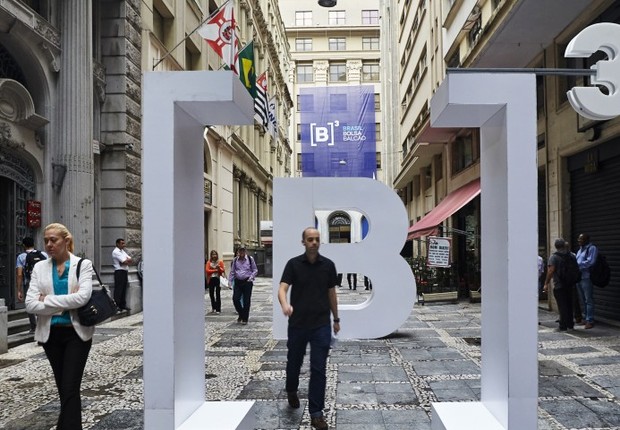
top-left (300, 86), bottom-right (376, 178)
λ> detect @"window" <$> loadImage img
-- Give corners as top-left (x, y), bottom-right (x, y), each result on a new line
top-left (329, 63), bottom-right (347, 82)
top-left (328, 211), bottom-right (351, 243)
top-left (302, 152), bottom-right (315, 172)
top-left (375, 122), bottom-right (381, 141)
top-left (328, 10), bottom-right (346, 25)
top-left (295, 38), bottom-right (312, 51)
top-left (298, 94), bottom-right (314, 111)
top-left (297, 153), bottom-right (302, 171)
top-left (296, 123), bottom-right (301, 140)
top-left (374, 93), bottom-right (381, 111)
top-left (295, 11), bottom-right (312, 26)
top-left (362, 10), bottom-right (379, 24)
top-left (362, 62), bottom-right (380, 81)
top-left (329, 37), bottom-right (346, 51)
top-left (296, 64), bottom-right (313, 83)
top-left (376, 152), bottom-right (382, 169)
top-left (452, 130), bottom-right (479, 173)
top-left (364, 152), bottom-right (376, 170)
top-left (362, 36), bottom-right (380, 50)
top-left (468, 16), bottom-right (482, 46)
top-left (330, 93), bottom-right (347, 111)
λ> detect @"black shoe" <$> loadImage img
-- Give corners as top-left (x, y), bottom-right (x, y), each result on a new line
top-left (287, 392), bottom-right (300, 409)
top-left (311, 416), bottom-right (328, 429)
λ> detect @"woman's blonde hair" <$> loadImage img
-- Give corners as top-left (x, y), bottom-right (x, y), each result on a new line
top-left (44, 223), bottom-right (74, 253)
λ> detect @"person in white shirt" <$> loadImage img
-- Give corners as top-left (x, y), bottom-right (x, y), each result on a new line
top-left (112, 238), bottom-right (132, 311)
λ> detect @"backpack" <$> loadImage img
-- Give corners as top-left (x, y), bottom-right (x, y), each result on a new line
top-left (590, 249), bottom-right (610, 288)
top-left (554, 252), bottom-right (581, 287)
top-left (24, 249), bottom-right (47, 285)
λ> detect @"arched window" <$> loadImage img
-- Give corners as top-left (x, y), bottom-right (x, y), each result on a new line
top-left (328, 211), bottom-right (351, 243)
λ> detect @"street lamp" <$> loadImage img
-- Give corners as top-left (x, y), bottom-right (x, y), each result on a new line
top-left (318, 0), bottom-right (337, 7)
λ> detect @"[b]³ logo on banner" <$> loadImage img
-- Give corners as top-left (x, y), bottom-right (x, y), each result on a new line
top-left (300, 86), bottom-right (376, 178)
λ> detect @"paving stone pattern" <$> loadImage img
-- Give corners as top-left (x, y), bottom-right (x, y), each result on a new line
top-left (1, 278), bottom-right (620, 429)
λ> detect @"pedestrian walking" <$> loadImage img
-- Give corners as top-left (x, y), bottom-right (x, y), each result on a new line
top-left (278, 227), bottom-right (340, 430)
top-left (25, 223), bottom-right (94, 430)
top-left (229, 246), bottom-right (257, 325)
top-left (15, 236), bottom-right (47, 332)
top-left (205, 250), bottom-right (225, 314)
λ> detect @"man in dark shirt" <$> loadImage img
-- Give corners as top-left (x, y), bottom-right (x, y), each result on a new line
top-left (278, 227), bottom-right (340, 430)
top-left (544, 238), bottom-right (576, 331)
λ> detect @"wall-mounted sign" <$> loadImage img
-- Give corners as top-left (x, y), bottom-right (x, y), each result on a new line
top-left (427, 236), bottom-right (451, 268)
top-left (26, 200), bottom-right (41, 228)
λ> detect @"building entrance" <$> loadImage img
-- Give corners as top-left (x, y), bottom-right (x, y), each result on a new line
top-left (0, 150), bottom-right (36, 310)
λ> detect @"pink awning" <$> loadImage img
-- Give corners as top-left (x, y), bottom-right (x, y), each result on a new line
top-left (407, 179), bottom-right (481, 240)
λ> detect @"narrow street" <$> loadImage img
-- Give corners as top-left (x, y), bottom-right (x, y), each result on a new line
top-left (2, 278), bottom-right (620, 429)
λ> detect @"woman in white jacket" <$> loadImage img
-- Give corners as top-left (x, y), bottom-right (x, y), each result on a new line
top-left (26, 222), bottom-right (94, 430)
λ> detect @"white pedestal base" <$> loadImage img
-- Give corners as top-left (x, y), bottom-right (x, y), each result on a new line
top-left (177, 402), bottom-right (255, 430)
top-left (431, 402), bottom-right (504, 430)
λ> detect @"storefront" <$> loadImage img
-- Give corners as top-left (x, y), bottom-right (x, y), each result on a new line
top-left (407, 179), bottom-right (481, 298)
top-left (569, 138), bottom-right (620, 322)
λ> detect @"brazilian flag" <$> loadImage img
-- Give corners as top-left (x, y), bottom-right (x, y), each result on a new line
top-left (238, 42), bottom-right (256, 98)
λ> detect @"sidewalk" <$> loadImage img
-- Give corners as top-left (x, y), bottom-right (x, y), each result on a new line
top-left (1, 278), bottom-right (620, 429)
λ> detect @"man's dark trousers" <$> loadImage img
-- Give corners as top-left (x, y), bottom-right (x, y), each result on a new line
top-left (286, 324), bottom-right (331, 418)
top-left (553, 284), bottom-right (574, 330)
top-left (114, 269), bottom-right (128, 310)
top-left (232, 279), bottom-right (253, 321)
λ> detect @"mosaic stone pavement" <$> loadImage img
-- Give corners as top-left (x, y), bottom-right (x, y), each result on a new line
top-left (2, 278), bottom-right (620, 429)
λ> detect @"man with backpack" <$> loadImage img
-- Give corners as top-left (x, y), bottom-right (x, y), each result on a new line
top-left (576, 233), bottom-right (598, 329)
top-left (229, 246), bottom-right (258, 325)
top-left (544, 238), bottom-right (580, 332)
top-left (15, 236), bottom-right (47, 333)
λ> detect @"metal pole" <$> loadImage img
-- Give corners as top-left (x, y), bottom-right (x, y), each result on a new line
top-left (447, 67), bottom-right (596, 76)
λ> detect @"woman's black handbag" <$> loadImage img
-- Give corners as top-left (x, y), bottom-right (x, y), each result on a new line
top-left (76, 258), bottom-right (119, 326)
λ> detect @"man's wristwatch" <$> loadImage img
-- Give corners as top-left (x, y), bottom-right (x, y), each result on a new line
top-left (333, 318), bottom-right (340, 323)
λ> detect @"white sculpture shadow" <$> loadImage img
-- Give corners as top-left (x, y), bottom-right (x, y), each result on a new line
top-left (142, 71), bottom-right (255, 430)
top-left (429, 73), bottom-right (538, 429)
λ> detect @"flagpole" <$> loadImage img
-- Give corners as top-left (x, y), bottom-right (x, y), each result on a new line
top-left (230, 0), bottom-right (237, 72)
top-left (152, 0), bottom-right (228, 70)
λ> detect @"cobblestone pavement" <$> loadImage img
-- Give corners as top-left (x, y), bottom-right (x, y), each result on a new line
top-left (2, 278), bottom-right (620, 429)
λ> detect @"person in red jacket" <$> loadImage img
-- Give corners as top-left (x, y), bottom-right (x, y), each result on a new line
top-left (205, 250), bottom-right (226, 314)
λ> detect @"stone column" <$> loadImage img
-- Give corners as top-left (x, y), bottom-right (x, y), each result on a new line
top-left (55, 0), bottom-right (94, 256)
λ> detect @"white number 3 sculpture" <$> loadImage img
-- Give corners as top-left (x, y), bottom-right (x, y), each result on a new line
top-left (566, 22), bottom-right (620, 120)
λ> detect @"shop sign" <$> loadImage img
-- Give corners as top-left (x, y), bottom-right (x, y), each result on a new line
top-left (427, 236), bottom-right (451, 268)
top-left (26, 200), bottom-right (41, 228)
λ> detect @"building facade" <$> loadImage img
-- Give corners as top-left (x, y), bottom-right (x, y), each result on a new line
top-left (394, 0), bottom-right (620, 322)
top-left (0, 0), bottom-right (142, 311)
top-left (279, 0), bottom-right (383, 252)
top-left (0, 0), bottom-right (291, 314)
top-left (142, 0), bottom-right (293, 273)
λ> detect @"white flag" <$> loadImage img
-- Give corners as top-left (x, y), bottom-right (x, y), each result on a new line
top-left (254, 72), bottom-right (268, 127)
top-left (268, 96), bottom-right (278, 139)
